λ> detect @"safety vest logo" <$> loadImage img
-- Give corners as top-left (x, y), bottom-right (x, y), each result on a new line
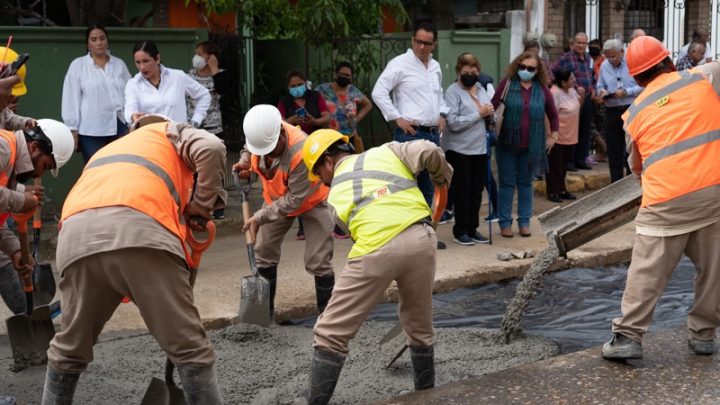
top-left (655, 96), bottom-right (669, 107)
top-left (372, 186), bottom-right (390, 199)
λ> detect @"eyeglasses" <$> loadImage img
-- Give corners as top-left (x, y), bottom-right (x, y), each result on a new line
top-left (518, 64), bottom-right (537, 73)
top-left (413, 38), bottom-right (434, 47)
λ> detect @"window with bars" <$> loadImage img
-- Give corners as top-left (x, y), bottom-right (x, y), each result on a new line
top-left (477, 0), bottom-right (525, 13)
top-left (624, 0), bottom-right (665, 41)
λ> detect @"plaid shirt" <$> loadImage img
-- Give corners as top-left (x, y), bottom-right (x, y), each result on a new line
top-left (675, 55), bottom-right (697, 71)
top-left (553, 51), bottom-right (595, 93)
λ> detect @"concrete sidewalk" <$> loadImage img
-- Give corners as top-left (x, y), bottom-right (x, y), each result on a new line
top-left (377, 327), bottom-right (720, 404)
top-left (0, 163), bottom-right (633, 333)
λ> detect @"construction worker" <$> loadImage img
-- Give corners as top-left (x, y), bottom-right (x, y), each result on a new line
top-left (233, 104), bottom-right (334, 317)
top-left (300, 129), bottom-right (453, 404)
top-left (602, 35), bottom-right (720, 360)
top-left (42, 115), bottom-right (226, 404)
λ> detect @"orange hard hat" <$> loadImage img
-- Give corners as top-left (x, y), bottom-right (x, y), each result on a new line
top-left (626, 35), bottom-right (670, 77)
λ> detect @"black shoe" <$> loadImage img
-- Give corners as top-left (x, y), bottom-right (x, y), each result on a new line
top-left (559, 191), bottom-right (577, 200)
top-left (314, 275), bottom-right (335, 313)
top-left (410, 345), bottom-right (435, 390)
top-left (307, 349), bottom-right (345, 405)
top-left (436, 241), bottom-right (447, 250)
top-left (257, 266), bottom-right (277, 317)
top-left (576, 163), bottom-right (592, 170)
top-left (548, 193), bottom-right (562, 203)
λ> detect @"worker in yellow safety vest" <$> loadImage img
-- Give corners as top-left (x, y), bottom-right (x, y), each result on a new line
top-left (300, 129), bottom-right (453, 404)
top-left (43, 115), bottom-right (226, 404)
top-left (233, 104), bottom-right (335, 318)
top-left (602, 35), bottom-right (720, 360)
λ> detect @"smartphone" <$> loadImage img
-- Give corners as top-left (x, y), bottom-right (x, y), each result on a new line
top-left (1, 53), bottom-right (29, 78)
top-left (603, 93), bottom-right (613, 100)
top-left (295, 107), bottom-right (307, 117)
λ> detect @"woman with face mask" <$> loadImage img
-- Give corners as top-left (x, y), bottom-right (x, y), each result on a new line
top-left (441, 53), bottom-right (494, 246)
top-left (62, 24), bottom-right (132, 164)
top-left (316, 61), bottom-right (373, 153)
top-left (277, 69), bottom-right (331, 135)
top-left (187, 41), bottom-right (229, 219)
top-left (124, 40), bottom-right (210, 129)
top-left (491, 51), bottom-right (559, 238)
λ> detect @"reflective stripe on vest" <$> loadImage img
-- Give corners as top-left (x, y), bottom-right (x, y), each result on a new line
top-left (329, 145), bottom-right (430, 259)
top-left (61, 122), bottom-right (194, 260)
top-left (0, 130), bottom-right (17, 226)
top-left (250, 122), bottom-right (329, 216)
top-left (623, 69), bottom-right (720, 207)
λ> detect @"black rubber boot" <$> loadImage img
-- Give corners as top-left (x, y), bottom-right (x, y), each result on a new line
top-left (307, 348), bottom-right (345, 405)
top-left (314, 275), bottom-right (335, 314)
top-left (41, 364), bottom-right (80, 405)
top-left (257, 266), bottom-right (277, 317)
top-left (177, 364), bottom-right (224, 405)
top-left (410, 345), bottom-right (435, 390)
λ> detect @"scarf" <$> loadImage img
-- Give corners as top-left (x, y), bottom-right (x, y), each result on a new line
top-left (500, 78), bottom-right (548, 176)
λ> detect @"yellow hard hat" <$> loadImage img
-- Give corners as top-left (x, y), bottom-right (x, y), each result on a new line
top-left (303, 129), bottom-right (349, 181)
top-left (0, 47), bottom-right (27, 96)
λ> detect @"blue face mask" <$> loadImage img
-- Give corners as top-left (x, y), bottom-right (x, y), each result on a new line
top-left (518, 69), bottom-right (536, 81)
top-left (289, 84), bottom-right (307, 98)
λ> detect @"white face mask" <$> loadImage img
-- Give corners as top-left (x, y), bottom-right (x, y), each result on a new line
top-left (192, 54), bottom-right (207, 70)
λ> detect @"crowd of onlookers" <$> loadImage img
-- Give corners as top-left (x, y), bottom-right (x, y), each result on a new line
top-left (58, 22), bottom-right (716, 247)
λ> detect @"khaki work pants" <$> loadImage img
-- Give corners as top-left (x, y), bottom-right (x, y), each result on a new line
top-left (48, 248), bottom-right (216, 373)
top-left (313, 223), bottom-right (437, 354)
top-left (255, 201), bottom-right (334, 276)
top-left (612, 220), bottom-right (720, 342)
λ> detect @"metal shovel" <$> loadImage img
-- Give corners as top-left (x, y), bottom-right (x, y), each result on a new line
top-left (141, 220), bottom-right (216, 405)
top-left (31, 178), bottom-right (55, 306)
top-left (238, 180), bottom-right (271, 327)
top-left (5, 211), bottom-right (55, 371)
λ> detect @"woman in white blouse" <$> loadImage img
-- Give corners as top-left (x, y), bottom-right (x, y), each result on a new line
top-left (124, 40), bottom-right (210, 128)
top-left (61, 24), bottom-right (131, 163)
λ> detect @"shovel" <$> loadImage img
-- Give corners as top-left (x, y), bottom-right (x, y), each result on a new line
top-left (5, 210), bottom-right (55, 371)
top-left (238, 179), bottom-right (271, 327)
top-left (141, 220), bottom-right (216, 405)
top-left (31, 178), bottom-right (56, 306)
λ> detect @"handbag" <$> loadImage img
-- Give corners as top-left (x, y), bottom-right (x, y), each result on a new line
top-left (493, 80), bottom-right (511, 134)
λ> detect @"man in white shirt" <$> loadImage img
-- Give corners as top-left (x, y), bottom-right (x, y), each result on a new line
top-left (676, 28), bottom-right (714, 64)
top-left (372, 22), bottom-right (449, 249)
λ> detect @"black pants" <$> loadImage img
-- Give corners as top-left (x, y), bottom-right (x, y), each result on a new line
top-left (573, 94), bottom-right (594, 167)
top-left (546, 144), bottom-right (573, 195)
top-left (445, 150), bottom-right (487, 238)
top-left (604, 105), bottom-right (631, 183)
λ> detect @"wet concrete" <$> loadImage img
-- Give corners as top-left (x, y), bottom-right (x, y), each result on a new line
top-left (0, 322), bottom-right (557, 404)
top-left (377, 327), bottom-right (720, 405)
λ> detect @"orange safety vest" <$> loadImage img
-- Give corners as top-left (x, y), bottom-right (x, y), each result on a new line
top-left (250, 122), bottom-right (328, 216)
top-left (61, 122), bottom-right (195, 261)
top-left (623, 69), bottom-right (720, 207)
top-left (0, 130), bottom-right (17, 225)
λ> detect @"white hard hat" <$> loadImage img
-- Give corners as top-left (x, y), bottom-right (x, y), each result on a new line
top-left (35, 119), bottom-right (73, 177)
top-left (243, 104), bottom-right (282, 156)
top-left (130, 113), bottom-right (172, 132)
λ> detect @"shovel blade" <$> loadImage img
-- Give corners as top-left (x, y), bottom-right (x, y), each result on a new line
top-left (238, 275), bottom-right (271, 327)
top-left (33, 262), bottom-right (55, 306)
top-left (5, 305), bottom-right (55, 371)
top-left (141, 377), bottom-right (170, 405)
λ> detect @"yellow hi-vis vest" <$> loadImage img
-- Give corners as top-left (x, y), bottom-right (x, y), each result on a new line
top-left (329, 145), bottom-right (431, 259)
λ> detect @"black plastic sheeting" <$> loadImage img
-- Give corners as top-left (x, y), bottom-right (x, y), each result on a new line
top-left (297, 258), bottom-right (696, 354)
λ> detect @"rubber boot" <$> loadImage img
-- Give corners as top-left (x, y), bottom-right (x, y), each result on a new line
top-left (306, 348), bottom-right (345, 405)
top-left (177, 364), bottom-right (224, 405)
top-left (257, 266), bottom-right (277, 317)
top-left (410, 345), bottom-right (435, 390)
top-left (314, 275), bottom-right (335, 314)
top-left (41, 364), bottom-right (80, 405)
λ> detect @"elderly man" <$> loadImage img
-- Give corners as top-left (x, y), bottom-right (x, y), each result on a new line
top-left (595, 39), bottom-right (643, 183)
top-left (676, 29), bottom-right (713, 64)
top-left (676, 42), bottom-right (707, 71)
top-left (553, 32), bottom-right (595, 171)
top-left (372, 22), bottom-right (449, 249)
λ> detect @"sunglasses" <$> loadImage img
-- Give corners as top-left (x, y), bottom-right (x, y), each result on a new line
top-left (414, 38), bottom-right (434, 47)
top-left (518, 64), bottom-right (537, 73)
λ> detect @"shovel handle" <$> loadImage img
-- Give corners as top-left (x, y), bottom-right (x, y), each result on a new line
top-left (32, 178), bottom-right (42, 230)
top-left (241, 200), bottom-right (255, 244)
top-left (186, 221), bottom-right (216, 269)
top-left (430, 185), bottom-right (448, 229)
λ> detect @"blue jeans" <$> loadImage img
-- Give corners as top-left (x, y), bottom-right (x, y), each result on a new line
top-left (496, 145), bottom-right (533, 229)
top-left (79, 119), bottom-right (128, 164)
top-left (393, 127), bottom-right (440, 207)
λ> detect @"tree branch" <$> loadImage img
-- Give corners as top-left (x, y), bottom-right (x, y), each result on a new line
top-left (2, 5), bottom-right (57, 26)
